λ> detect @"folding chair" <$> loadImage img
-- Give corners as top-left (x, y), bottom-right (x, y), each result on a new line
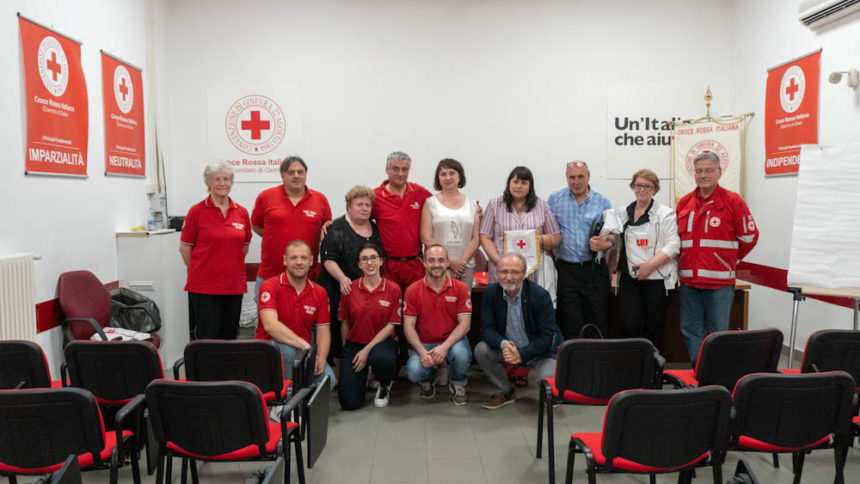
top-left (57, 270), bottom-right (159, 348)
top-left (729, 372), bottom-right (855, 484)
top-left (663, 328), bottom-right (783, 390)
top-left (145, 379), bottom-right (311, 484)
top-left (567, 386), bottom-right (732, 484)
top-left (536, 338), bottom-right (664, 484)
top-left (0, 387), bottom-right (143, 484)
top-left (0, 341), bottom-right (61, 390)
top-left (173, 340), bottom-right (312, 407)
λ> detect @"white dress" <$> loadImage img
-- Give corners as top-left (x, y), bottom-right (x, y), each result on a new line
top-left (426, 195), bottom-right (477, 289)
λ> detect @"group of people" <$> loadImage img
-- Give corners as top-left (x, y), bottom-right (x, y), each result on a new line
top-left (178, 149), bottom-right (759, 410)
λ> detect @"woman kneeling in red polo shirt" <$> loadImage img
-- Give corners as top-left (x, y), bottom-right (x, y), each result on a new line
top-left (337, 243), bottom-right (401, 410)
top-left (180, 161), bottom-right (252, 340)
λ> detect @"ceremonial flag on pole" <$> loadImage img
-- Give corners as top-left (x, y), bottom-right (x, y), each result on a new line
top-left (672, 118), bottom-right (745, 202)
top-left (101, 51), bottom-right (146, 177)
top-left (19, 15), bottom-right (88, 177)
top-left (764, 50), bottom-right (820, 176)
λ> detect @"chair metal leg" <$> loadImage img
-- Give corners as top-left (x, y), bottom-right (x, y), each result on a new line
top-left (294, 436), bottom-right (306, 484)
top-left (165, 454), bottom-right (173, 484)
top-left (772, 452), bottom-right (780, 468)
top-left (565, 441), bottom-right (576, 484)
top-left (189, 457), bottom-right (199, 484)
top-left (285, 446), bottom-right (292, 484)
top-left (537, 382), bottom-right (545, 458)
top-left (547, 391), bottom-right (556, 484)
top-left (110, 447), bottom-right (119, 484)
top-left (834, 445), bottom-right (846, 484)
top-left (155, 450), bottom-right (165, 484)
top-left (712, 461), bottom-right (722, 484)
top-left (792, 451), bottom-right (805, 484)
top-left (9, 475), bottom-right (17, 484)
top-left (131, 449), bottom-right (142, 484)
top-left (180, 457), bottom-right (188, 484)
top-left (650, 473), bottom-right (656, 484)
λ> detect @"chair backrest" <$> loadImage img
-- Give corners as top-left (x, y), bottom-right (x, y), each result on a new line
top-left (57, 270), bottom-right (112, 341)
top-left (554, 338), bottom-right (660, 401)
top-left (145, 380), bottom-right (270, 458)
top-left (64, 340), bottom-right (164, 406)
top-left (184, 340), bottom-right (285, 395)
top-left (731, 372), bottom-right (855, 449)
top-left (0, 340), bottom-right (52, 389)
top-left (602, 386), bottom-right (732, 470)
top-left (800, 330), bottom-right (860, 388)
top-left (694, 328), bottom-right (783, 389)
top-left (0, 387), bottom-right (106, 472)
top-left (306, 377), bottom-right (330, 468)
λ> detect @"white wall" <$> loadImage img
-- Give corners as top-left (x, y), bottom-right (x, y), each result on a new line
top-left (730, 0), bottom-right (859, 351)
top-left (0, 0), bottom-right (151, 372)
top-left (153, 0), bottom-right (735, 266)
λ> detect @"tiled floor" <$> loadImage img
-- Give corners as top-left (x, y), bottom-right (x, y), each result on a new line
top-left (80, 360), bottom-right (859, 483)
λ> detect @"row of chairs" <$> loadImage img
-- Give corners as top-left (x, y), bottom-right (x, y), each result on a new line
top-left (0, 339), bottom-right (330, 484)
top-left (536, 328), bottom-right (860, 483)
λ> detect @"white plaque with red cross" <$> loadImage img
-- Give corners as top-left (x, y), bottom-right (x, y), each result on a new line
top-left (503, 229), bottom-right (541, 276)
top-left (207, 85), bottom-right (303, 182)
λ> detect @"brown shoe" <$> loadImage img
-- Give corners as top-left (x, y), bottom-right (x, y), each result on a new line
top-left (482, 391), bottom-right (515, 409)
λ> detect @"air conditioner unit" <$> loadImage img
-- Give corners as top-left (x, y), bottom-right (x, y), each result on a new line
top-left (798, 0), bottom-right (860, 27)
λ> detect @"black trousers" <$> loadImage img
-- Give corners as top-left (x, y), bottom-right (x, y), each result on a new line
top-left (555, 259), bottom-right (609, 339)
top-left (618, 273), bottom-right (669, 351)
top-left (188, 292), bottom-right (242, 340)
top-left (338, 339), bottom-right (398, 410)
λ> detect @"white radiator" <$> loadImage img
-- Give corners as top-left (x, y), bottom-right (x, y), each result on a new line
top-left (0, 254), bottom-right (38, 340)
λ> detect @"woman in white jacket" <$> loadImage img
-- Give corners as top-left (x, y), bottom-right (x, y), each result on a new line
top-left (601, 169), bottom-right (679, 350)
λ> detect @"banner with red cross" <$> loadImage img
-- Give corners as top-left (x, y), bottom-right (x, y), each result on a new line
top-left (764, 50), bottom-right (820, 176)
top-left (206, 85), bottom-right (303, 182)
top-left (19, 15), bottom-right (89, 177)
top-left (101, 51), bottom-right (146, 177)
top-left (671, 117), bottom-right (745, 202)
top-left (503, 229), bottom-right (541, 276)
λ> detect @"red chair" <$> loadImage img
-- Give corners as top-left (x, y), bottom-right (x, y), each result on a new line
top-left (536, 338), bottom-right (664, 484)
top-left (729, 372), bottom-right (855, 484)
top-left (663, 328), bottom-right (782, 390)
top-left (145, 379), bottom-right (311, 484)
top-left (0, 340), bottom-right (63, 389)
top-left (57, 270), bottom-right (160, 348)
top-left (566, 386), bottom-right (732, 484)
top-left (0, 387), bottom-right (143, 484)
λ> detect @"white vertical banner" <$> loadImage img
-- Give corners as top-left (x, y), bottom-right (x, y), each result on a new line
top-left (206, 85), bottom-right (303, 182)
top-left (672, 118), bottom-right (744, 202)
top-left (606, 83), bottom-right (702, 180)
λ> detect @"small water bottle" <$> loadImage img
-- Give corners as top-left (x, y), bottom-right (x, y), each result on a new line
top-left (146, 207), bottom-right (156, 231)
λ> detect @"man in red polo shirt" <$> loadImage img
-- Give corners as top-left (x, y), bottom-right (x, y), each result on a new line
top-left (403, 245), bottom-right (472, 405)
top-left (252, 156), bottom-right (332, 296)
top-left (257, 240), bottom-right (336, 388)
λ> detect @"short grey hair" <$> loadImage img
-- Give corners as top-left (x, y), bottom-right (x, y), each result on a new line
top-left (501, 252), bottom-right (528, 273)
top-left (386, 151), bottom-right (412, 168)
top-left (693, 152), bottom-right (721, 169)
top-left (204, 160), bottom-right (234, 185)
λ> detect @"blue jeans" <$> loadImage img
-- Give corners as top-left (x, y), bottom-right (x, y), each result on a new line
top-left (406, 339), bottom-right (471, 386)
top-left (255, 276), bottom-right (266, 303)
top-left (679, 284), bottom-right (735, 362)
top-left (275, 341), bottom-right (337, 390)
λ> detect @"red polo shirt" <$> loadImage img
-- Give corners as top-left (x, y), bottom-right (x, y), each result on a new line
top-left (403, 275), bottom-right (471, 344)
top-left (371, 181), bottom-right (431, 258)
top-left (251, 186), bottom-right (332, 279)
top-left (181, 195), bottom-right (251, 294)
top-left (338, 278), bottom-right (401, 345)
top-left (255, 273), bottom-right (330, 344)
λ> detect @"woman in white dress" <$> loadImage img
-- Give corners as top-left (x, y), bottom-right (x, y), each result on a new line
top-left (420, 158), bottom-right (481, 289)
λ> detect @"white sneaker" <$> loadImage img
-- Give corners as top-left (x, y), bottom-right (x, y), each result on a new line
top-left (374, 382), bottom-right (393, 408)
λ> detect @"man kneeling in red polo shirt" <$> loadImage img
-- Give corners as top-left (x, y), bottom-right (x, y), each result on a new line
top-left (403, 245), bottom-right (472, 405)
top-left (256, 240), bottom-right (336, 389)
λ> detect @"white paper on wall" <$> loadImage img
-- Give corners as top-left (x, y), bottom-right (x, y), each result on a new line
top-left (787, 143), bottom-right (860, 290)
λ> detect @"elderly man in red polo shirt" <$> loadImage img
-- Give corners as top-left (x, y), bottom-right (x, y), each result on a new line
top-left (256, 240), bottom-right (336, 389)
top-left (403, 245), bottom-right (472, 405)
top-left (252, 156), bottom-right (332, 296)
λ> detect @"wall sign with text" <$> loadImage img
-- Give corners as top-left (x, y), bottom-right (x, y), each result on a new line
top-left (101, 51), bottom-right (146, 177)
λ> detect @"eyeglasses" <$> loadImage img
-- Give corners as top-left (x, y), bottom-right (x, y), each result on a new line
top-left (359, 255), bottom-right (380, 263)
top-left (633, 183), bottom-right (655, 191)
top-left (498, 270), bottom-right (525, 277)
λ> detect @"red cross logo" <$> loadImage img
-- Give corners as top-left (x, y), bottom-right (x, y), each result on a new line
top-left (118, 77), bottom-right (129, 101)
top-left (46, 51), bottom-right (62, 81)
top-left (785, 76), bottom-right (799, 101)
top-left (516, 239), bottom-right (527, 249)
top-left (241, 110), bottom-right (270, 140)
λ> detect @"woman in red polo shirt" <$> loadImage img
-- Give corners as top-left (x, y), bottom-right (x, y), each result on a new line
top-left (337, 243), bottom-right (401, 410)
top-left (180, 161), bottom-right (252, 339)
